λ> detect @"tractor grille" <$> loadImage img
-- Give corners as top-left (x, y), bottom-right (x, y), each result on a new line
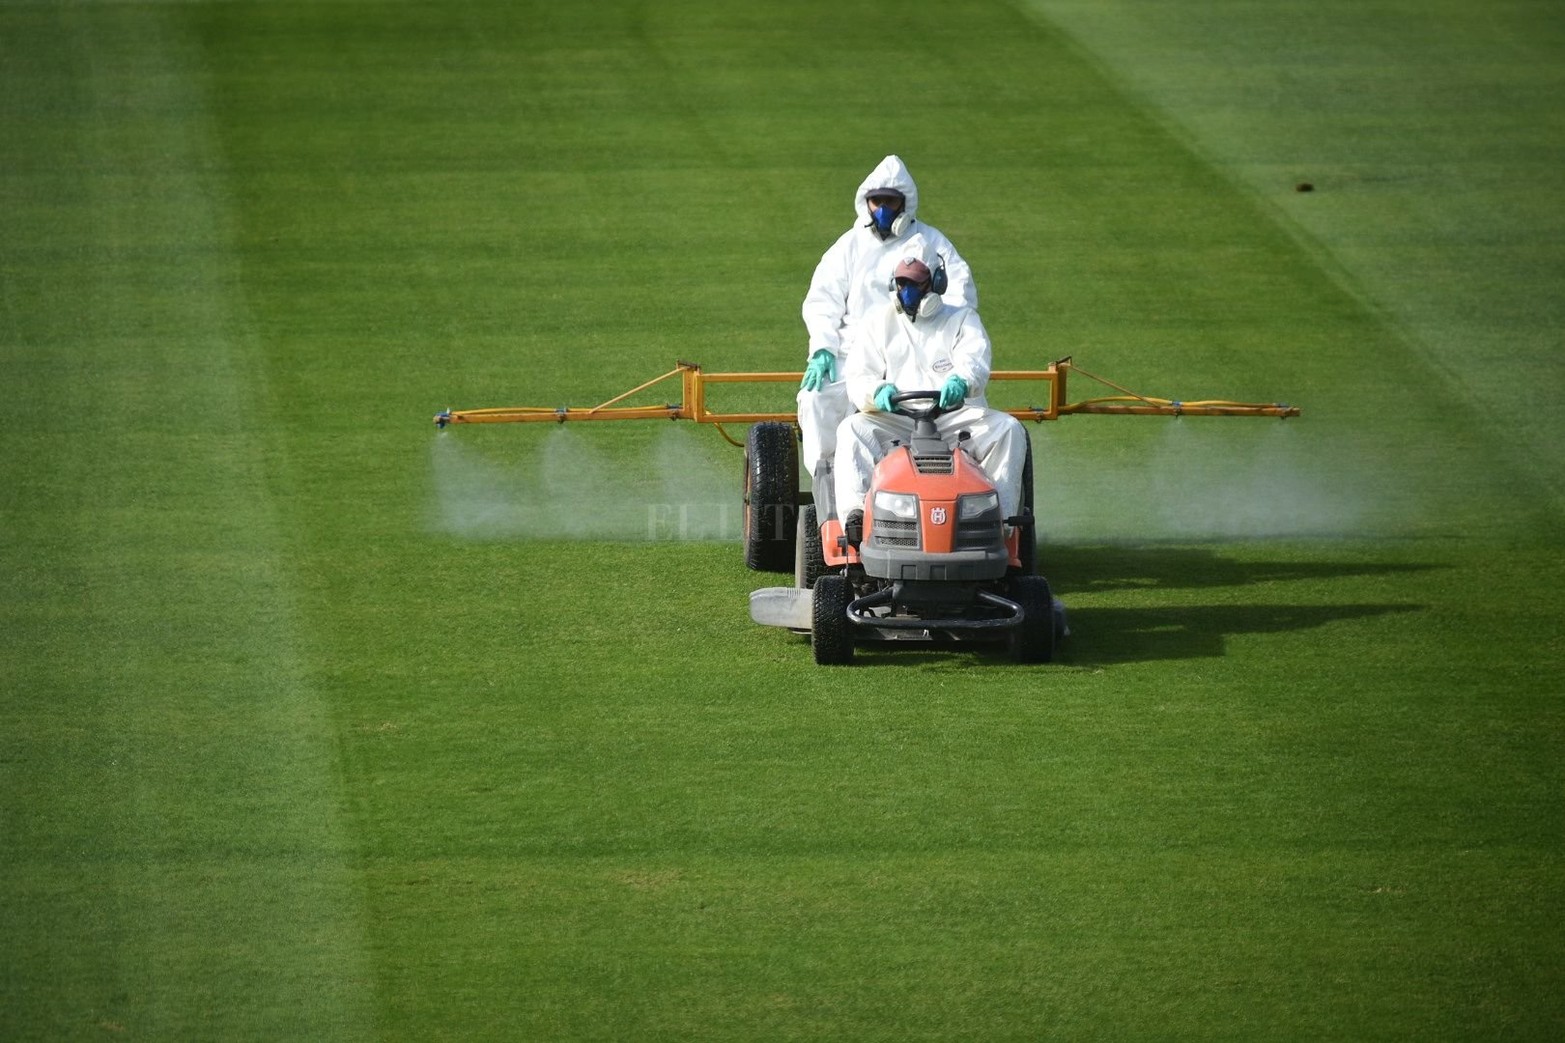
top-left (911, 453), bottom-right (953, 475)
top-left (872, 518), bottom-right (919, 548)
top-left (954, 519), bottom-right (1001, 550)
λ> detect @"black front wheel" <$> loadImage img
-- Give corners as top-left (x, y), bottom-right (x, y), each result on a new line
top-left (1006, 574), bottom-right (1055, 664)
top-left (795, 503), bottom-right (825, 589)
top-left (811, 574), bottom-right (854, 665)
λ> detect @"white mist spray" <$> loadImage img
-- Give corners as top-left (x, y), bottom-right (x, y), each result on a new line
top-left (1142, 421), bottom-right (1367, 539)
top-left (428, 424), bottom-right (746, 543)
top-left (1041, 419), bottom-right (1377, 542)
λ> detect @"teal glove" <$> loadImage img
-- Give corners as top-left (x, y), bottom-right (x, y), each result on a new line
top-left (800, 349), bottom-right (836, 392)
top-left (939, 375), bottom-right (969, 409)
top-left (873, 383), bottom-right (899, 413)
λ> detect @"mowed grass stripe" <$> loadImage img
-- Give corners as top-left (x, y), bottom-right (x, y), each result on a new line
top-left (5, 0), bottom-right (1561, 1039)
top-left (1, 8), bottom-right (371, 1039)
top-left (180, 1), bottom-right (1561, 1038)
top-left (1027, 0), bottom-right (1565, 520)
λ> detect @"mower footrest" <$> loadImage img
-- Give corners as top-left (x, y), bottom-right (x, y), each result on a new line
top-left (845, 588), bottom-right (1023, 631)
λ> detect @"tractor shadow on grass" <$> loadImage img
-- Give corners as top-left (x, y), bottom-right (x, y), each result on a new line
top-left (840, 545), bottom-right (1437, 667)
top-left (848, 601), bottom-right (1422, 668)
top-left (1040, 543), bottom-right (1437, 666)
top-left (1040, 542), bottom-right (1442, 594)
top-left (1056, 602), bottom-right (1423, 665)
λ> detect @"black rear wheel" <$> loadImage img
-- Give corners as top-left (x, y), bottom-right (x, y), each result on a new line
top-left (1018, 431), bottom-right (1038, 576)
top-left (811, 574), bottom-right (854, 665)
top-left (743, 422), bottom-right (798, 572)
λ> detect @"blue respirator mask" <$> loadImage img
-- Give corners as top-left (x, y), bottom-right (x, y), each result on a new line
top-left (891, 254), bottom-right (947, 322)
top-left (871, 203), bottom-right (899, 239)
top-left (895, 278), bottom-right (944, 323)
top-left (865, 191), bottom-right (907, 241)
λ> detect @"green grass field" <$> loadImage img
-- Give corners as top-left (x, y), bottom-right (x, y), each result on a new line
top-left (3, 1), bottom-right (1562, 1039)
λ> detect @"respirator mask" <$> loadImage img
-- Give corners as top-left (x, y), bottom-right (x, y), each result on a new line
top-left (891, 254), bottom-right (946, 322)
top-left (865, 190), bottom-right (909, 241)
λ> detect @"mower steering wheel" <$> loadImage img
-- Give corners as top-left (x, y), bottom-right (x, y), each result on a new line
top-left (888, 389), bottom-right (945, 420)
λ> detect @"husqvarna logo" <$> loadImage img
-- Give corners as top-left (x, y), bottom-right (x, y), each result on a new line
top-left (929, 506), bottom-right (948, 525)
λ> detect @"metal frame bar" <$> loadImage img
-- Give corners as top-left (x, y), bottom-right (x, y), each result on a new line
top-left (433, 358), bottom-right (1298, 428)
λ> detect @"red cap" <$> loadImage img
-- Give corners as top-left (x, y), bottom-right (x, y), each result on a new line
top-left (893, 257), bottom-right (931, 285)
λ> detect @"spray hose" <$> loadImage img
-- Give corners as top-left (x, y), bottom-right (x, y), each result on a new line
top-left (1053, 359), bottom-right (1297, 418)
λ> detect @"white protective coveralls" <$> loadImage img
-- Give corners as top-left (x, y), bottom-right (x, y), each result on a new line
top-left (834, 295), bottom-right (1029, 523)
top-left (798, 155), bottom-right (977, 476)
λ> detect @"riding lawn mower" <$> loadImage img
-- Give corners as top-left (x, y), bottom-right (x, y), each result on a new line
top-left (435, 358), bottom-right (1297, 665)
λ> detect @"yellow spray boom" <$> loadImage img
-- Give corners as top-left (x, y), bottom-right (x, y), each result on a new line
top-left (433, 357), bottom-right (1298, 444)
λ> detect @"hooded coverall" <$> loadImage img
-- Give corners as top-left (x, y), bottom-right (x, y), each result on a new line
top-left (834, 297), bottom-right (1029, 523)
top-left (798, 155), bottom-right (977, 476)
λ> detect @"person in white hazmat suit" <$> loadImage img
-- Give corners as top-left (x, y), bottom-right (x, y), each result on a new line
top-left (834, 255), bottom-right (1029, 541)
top-left (798, 155), bottom-right (977, 479)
